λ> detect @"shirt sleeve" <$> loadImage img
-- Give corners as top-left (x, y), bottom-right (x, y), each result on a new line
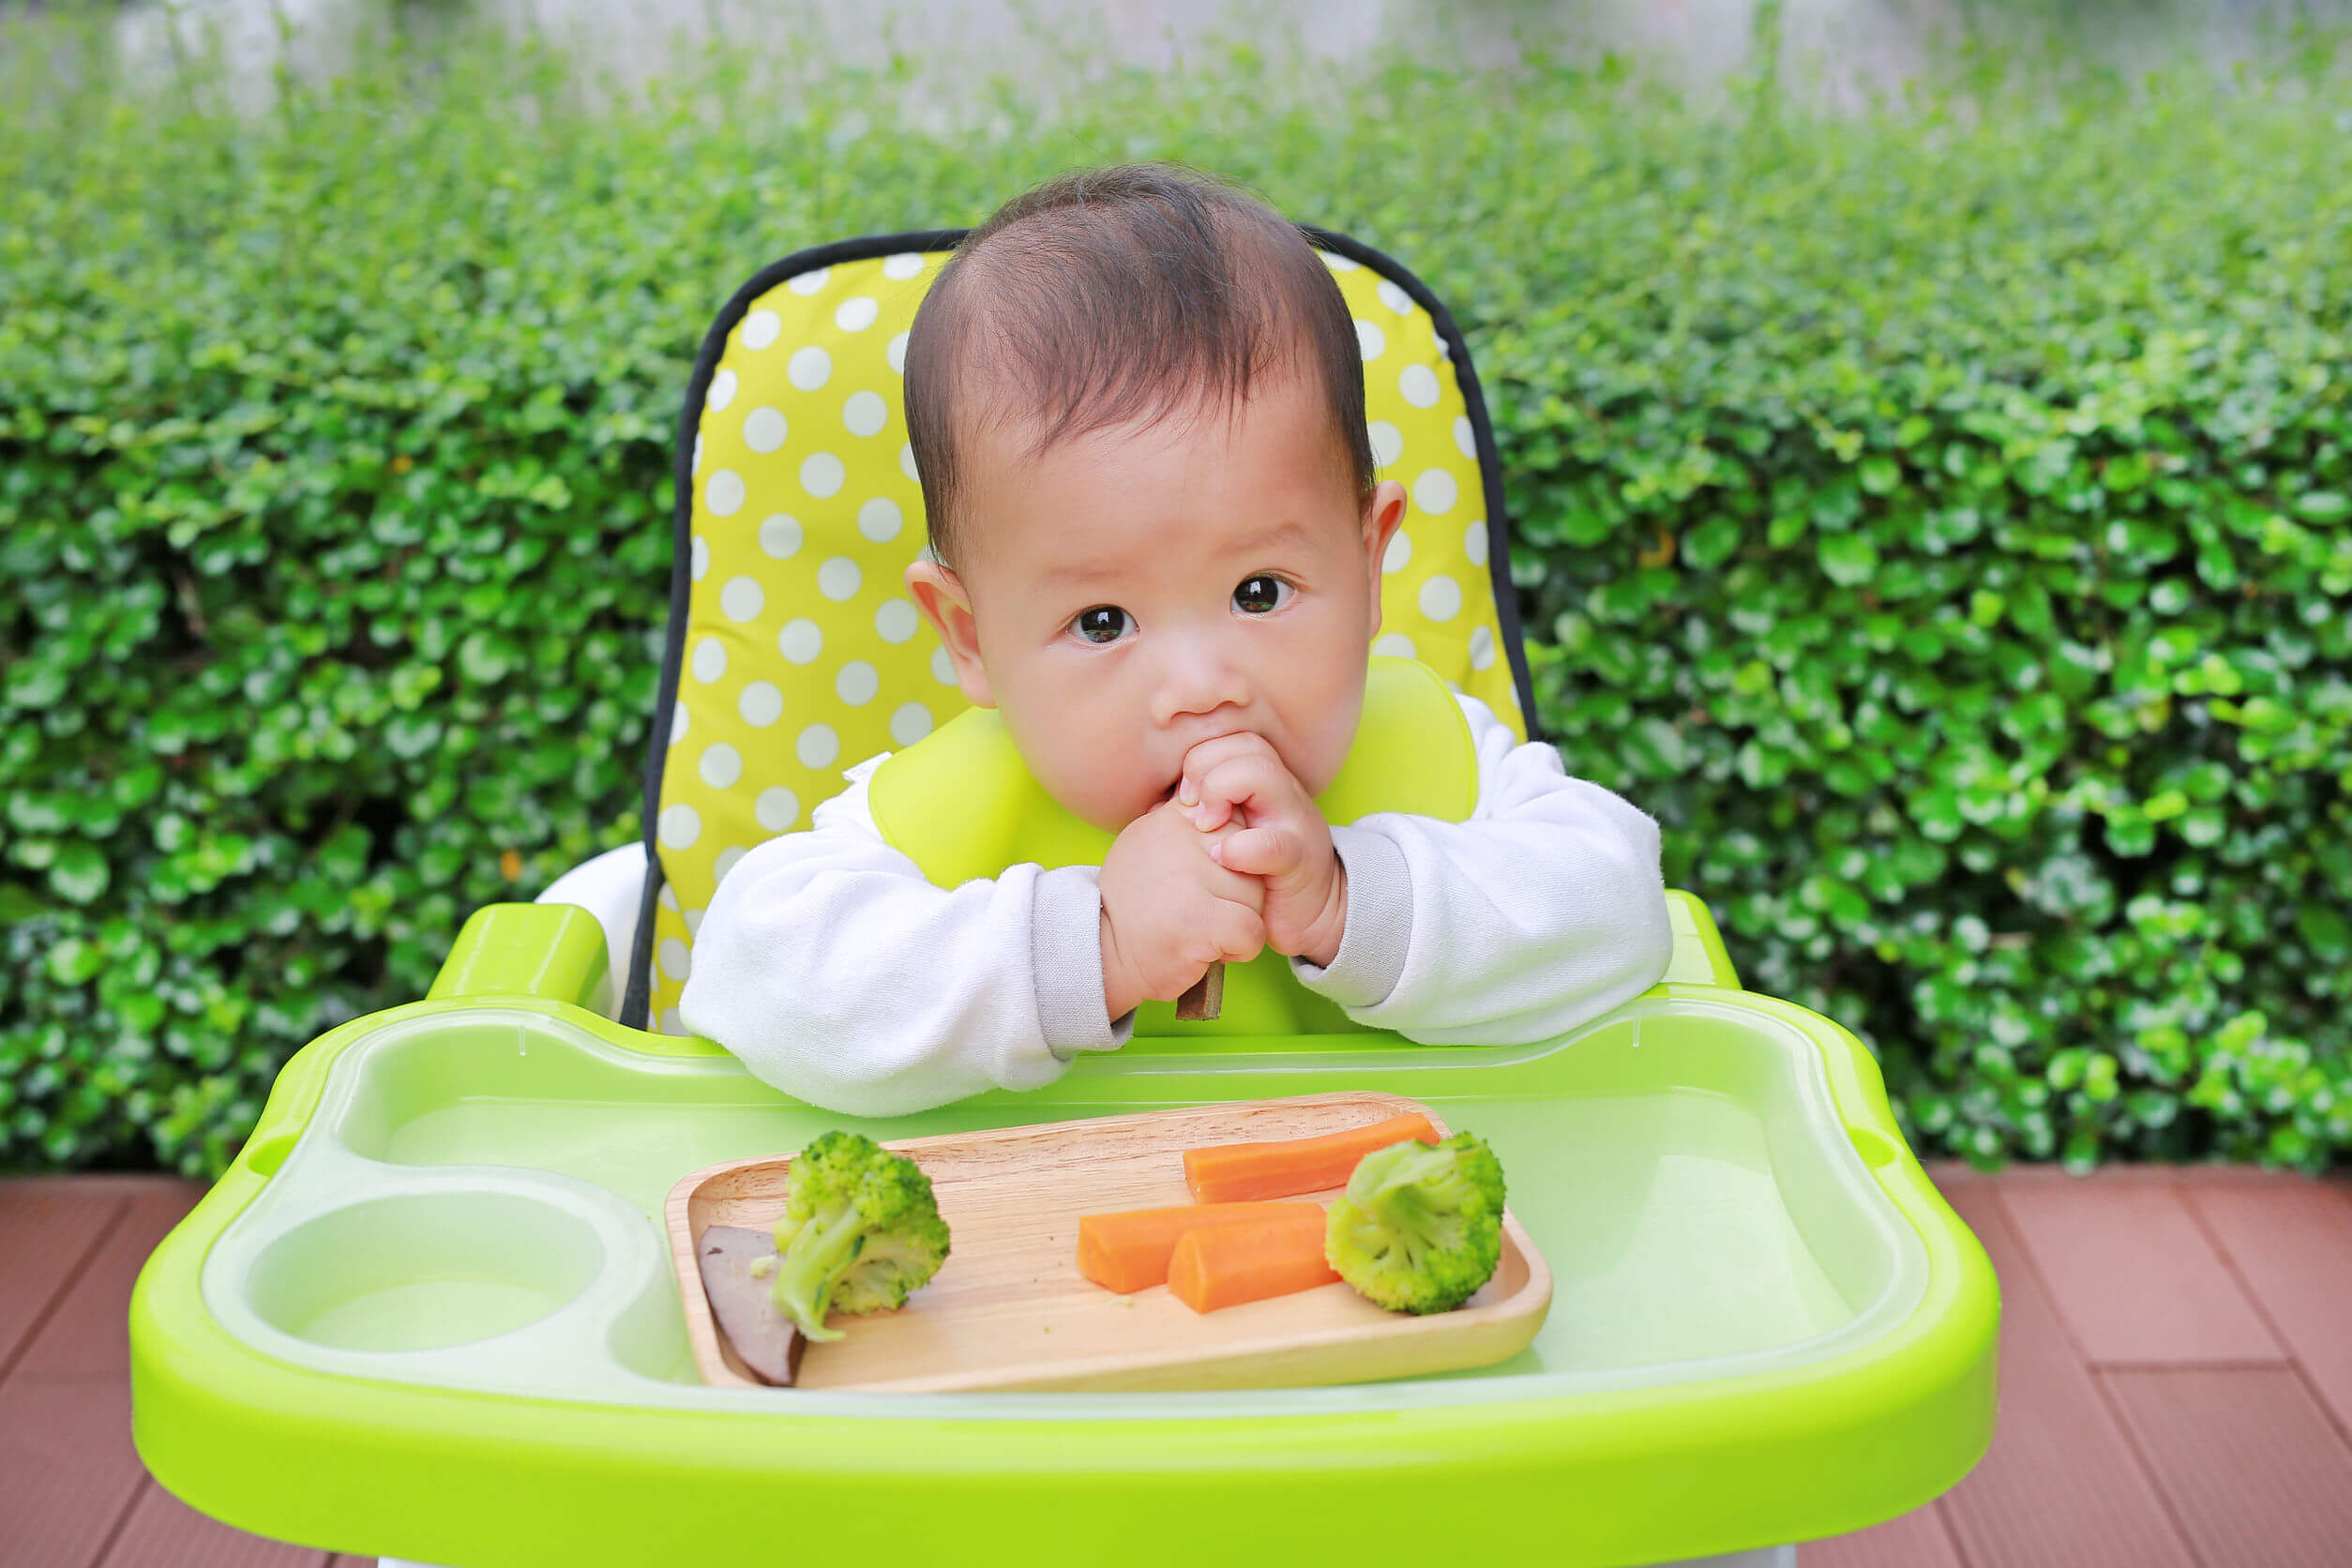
top-left (1289, 694), bottom-right (1674, 1045)
top-left (676, 754), bottom-right (1132, 1119)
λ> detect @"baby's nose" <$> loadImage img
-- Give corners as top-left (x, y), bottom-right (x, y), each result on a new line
top-left (1150, 637), bottom-right (1251, 726)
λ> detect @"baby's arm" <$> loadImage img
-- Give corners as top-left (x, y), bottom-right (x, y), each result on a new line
top-left (1292, 697), bottom-right (1674, 1045)
top-left (677, 760), bottom-right (1127, 1118)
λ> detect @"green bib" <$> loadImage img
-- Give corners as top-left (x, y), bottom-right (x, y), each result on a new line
top-left (867, 656), bottom-right (1476, 1037)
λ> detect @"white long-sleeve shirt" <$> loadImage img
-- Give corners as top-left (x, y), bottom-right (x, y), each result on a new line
top-left (679, 694), bottom-right (1674, 1118)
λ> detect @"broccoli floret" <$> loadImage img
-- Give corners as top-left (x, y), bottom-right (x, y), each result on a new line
top-left (768, 1131), bottom-right (952, 1341)
top-left (1324, 1132), bottom-right (1506, 1315)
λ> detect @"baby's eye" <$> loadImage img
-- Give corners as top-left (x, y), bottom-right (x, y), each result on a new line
top-left (1232, 575), bottom-right (1292, 615)
top-left (1072, 605), bottom-right (1134, 644)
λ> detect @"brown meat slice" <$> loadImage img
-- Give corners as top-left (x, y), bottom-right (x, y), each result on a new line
top-left (697, 1224), bottom-right (806, 1386)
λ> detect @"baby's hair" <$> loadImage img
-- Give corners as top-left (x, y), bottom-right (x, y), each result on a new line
top-left (902, 163), bottom-right (1376, 569)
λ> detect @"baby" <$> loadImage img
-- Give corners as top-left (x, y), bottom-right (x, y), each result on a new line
top-left (679, 164), bottom-right (1673, 1117)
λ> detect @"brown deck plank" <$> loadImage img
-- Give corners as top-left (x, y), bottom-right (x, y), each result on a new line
top-left (1998, 1174), bottom-right (2283, 1364)
top-left (1933, 1182), bottom-right (2198, 1568)
top-left (13, 1181), bottom-right (206, 1380)
top-left (2184, 1177), bottom-right (2352, 1442)
top-left (2104, 1367), bottom-right (2352, 1568)
top-left (98, 1478), bottom-right (333, 1568)
top-left (1802, 1501), bottom-right (1967, 1567)
top-left (0, 1377), bottom-right (146, 1568)
top-left (0, 1183), bottom-right (127, 1378)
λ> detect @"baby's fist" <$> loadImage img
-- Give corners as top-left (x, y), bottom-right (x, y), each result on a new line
top-left (1178, 733), bottom-right (1347, 968)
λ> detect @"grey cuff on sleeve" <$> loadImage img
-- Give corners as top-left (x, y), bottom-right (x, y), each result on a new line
top-left (1291, 824), bottom-right (1412, 1009)
top-left (1031, 866), bottom-right (1135, 1062)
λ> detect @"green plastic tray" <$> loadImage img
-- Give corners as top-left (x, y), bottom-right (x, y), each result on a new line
top-left (130, 894), bottom-right (1996, 1568)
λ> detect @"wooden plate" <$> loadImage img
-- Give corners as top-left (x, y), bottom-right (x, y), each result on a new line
top-left (664, 1092), bottom-right (1551, 1394)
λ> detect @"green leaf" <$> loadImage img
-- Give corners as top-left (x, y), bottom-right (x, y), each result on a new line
top-left (49, 841), bottom-right (110, 905)
top-left (1817, 533), bottom-right (1879, 587)
top-left (2292, 491), bottom-right (2348, 525)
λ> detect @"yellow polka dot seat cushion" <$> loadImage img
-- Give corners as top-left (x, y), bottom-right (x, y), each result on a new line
top-left (622, 230), bottom-right (1539, 1034)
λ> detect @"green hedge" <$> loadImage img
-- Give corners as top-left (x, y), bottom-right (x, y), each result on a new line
top-left (4, 21), bottom-right (2349, 1173)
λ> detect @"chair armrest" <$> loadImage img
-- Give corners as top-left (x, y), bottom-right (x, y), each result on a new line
top-left (430, 903), bottom-right (610, 1008)
top-left (533, 842), bottom-right (648, 1019)
top-left (1660, 890), bottom-right (1741, 988)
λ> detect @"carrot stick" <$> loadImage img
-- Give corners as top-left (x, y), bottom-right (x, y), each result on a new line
top-left (1182, 1112), bottom-right (1441, 1204)
top-left (1167, 1218), bottom-right (1342, 1314)
top-left (1077, 1202), bottom-right (1327, 1295)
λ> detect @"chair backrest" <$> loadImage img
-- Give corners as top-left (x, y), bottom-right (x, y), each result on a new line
top-left (623, 230), bottom-right (1537, 1034)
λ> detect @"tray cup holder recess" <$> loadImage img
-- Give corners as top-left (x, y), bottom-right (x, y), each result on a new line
top-left (244, 1191), bottom-right (604, 1354)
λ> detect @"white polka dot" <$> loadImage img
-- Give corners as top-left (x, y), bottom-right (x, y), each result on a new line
top-left (875, 598), bottom-right (920, 643)
top-left (691, 432), bottom-right (702, 475)
top-left (689, 535), bottom-right (709, 582)
top-left (1376, 279), bottom-right (1413, 316)
top-left (1368, 420), bottom-right (1403, 468)
top-left (657, 802), bottom-right (701, 850)
top-left (882, 252), bottom-right (925, 280)
top-left (1413, 469), bottom-right (1458, 515)
top-left (681, 904), bottom-right (701, 936)
top-left (657, 1007), bottom-right (684, 1037)
top-left (659, 935), bottom-right (690, 982)
top-left (755, 785), bottom-right (802, 833)
top-left (719, 576), bottom-right (763, 624)
top-left (738, 681), bottom-right (783, 728)
top-left (785, 267), bottom-right (830, 295)
top-left (931, 646), bottom-right (957, 686)
top-left (704, 469), bottom-right (745, 518)
top-left (1382, 532), bottom-right (1412, 574)
top-left (1399, 364), bottom-right (1440, 409)
top-left (1464, 520), bottom-right (1489, 567)
top-left (742, 405), bottom-right (787, 453)
top-left (795, 724), bottom-right (839, 770)
top-left (886, 331), bottom-right (910, 372)
top-left (1418, 575), bottom-right (1463, 622)
top-left (1354, 319), bottom-right (1386, 360)
top-left (759, 513), bottom-right (803, 560)
top-left (713, 846), bottom-right (748, 886)
top-left (817, 556), bottom-right (862, 602)
top-left (778, 619), bottom-right (823, 664)
top-left (843, 390), bottom-right (889, 438)
top-left (1372, 632), bottom-right (1417, 660)
top-left (901, 443), bottom-right (922, 484)
top-left (740, 309), bottom-right (781, 350)
top-left (857, 496), bottom-right (903, 542)
top-left (834, 296), bottom-right (880, 332)
top-left (788, 345), bottom-right (832, 392)
top-left (836, 660), bottom-right (880, 706)
top-left (707, 369), bottom-right (738, 412)
top-left (1454, 415), bottom-right (1476, 460)
top-left (1469, 624), bottom-right (1498, 671)
top-left (690, 636), bottom-right (727, 683)
top-left (669, 701), bottom-right (689, 745)
top-left (1323, 252), bottom-right (1362, 272)
top-left (801, 452), bottom-right (846, 499)
top-left (890, 702), bottom-right (934, 746)
top-left (658, 882), bottom-right (679, 912)
top-left (699, 742), bottom-right (742, 789)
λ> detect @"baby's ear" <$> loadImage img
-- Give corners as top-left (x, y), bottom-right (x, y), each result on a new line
top-left (1361, 480), bottom-right (1409, 635)
top-left (905, 558), bottom-right (996, 709)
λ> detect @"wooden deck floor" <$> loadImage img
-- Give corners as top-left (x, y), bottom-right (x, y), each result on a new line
top-left (5, 1166), bottom-right (2350, 1567)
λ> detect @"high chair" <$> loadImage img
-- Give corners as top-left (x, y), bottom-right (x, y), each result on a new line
top-left (130, 229), bottom-right (1997, 1568)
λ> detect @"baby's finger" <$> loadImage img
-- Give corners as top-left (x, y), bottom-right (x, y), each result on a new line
top-left (1192, 752), bottom-right (1291, 833)
top-left (1211, 824), bottom-right (1299, 879)
top-left (1178, 731), bottom-right (1280, 814)
top-left (1212, 902), bottom-right (1268, 964)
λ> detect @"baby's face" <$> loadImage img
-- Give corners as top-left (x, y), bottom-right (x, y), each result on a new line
top-left (909, 371), bottom-right (1407, 834)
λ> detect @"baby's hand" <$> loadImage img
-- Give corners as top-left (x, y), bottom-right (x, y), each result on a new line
top-left (1178, 733), bottom-right (1347, 969)
top-left (1097, 799), bottom-right (1267, 1022)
